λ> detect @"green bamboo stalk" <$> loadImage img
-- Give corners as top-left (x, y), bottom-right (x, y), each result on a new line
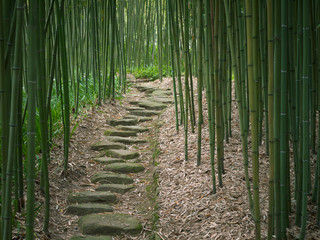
top-left (157, 0), bottom-right (163, 82)
top-left (249, 1), bottom-right (261, 238)
top-left (26, 0), bottom-right (39, 238)
top-left (2, 1), bottom-right (24, 238)
top-left (38, 0), bottom-right (50, 233)
top-left (196, 0), bottom-right (203, 166)
top-left (273, 0), bottom-right (282, 237)
top-left (299, 1), bottom-right (311, 238)
top-left (295, 0), bottom-right (303, 227)
top-left (0, 3), bottom-right (7, 234)
top-left (183, 0), bottom-right (190, 162)
top-left (266, 0), bottom-right (275, 238)
top-left (280, 0), bottom-right (289, 237)
top-left (207, 0), bottom-right (216, 193)
top-left (56, 0), bottom-right (70, 173)
top-left (167, 0), bottom-right (179, 132)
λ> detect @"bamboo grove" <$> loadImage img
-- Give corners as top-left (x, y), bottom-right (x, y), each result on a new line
top-left (165, 0), bottom-right (320, 239)
top-left (0, 0), bottom-right (320, 239)
top-left (0, 0), bottom-right (166, 239)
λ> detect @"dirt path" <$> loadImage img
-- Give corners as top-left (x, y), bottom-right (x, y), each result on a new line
top-left (41, 75), bottom-right (172, 240)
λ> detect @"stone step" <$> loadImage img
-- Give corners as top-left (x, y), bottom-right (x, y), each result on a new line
top-left (104, 128), bottom-right (137, 137)
top-left (66, 203), bottom-right (113, 216)
top-left (104, 163), bottom-right (145, 173)
top-left (145, 88), bottom-right (157, 94)
top-left (129, 109), bottom-right (160, 117)
top-left (137, 100), bottom-right (167, 110)
top-left (70, 236), bottom-right (112, 240)
top-left (129, 100), bottom-right (140, 106)
top-left (150, 97), bottom-right (174, 104)
top-left (124, 115), bottom-right (153, 122)
top-left (79, 213), bottom-right (142, 236)
top-left (149, 89), bottom-right (172, 97)
top-left (105, 136), bottom-right (147, 144)
top-left (94, 157), bottom-right (125, 165)
top-left (68, 191), bottom-right (117, 204)
top-left (96, 184), bottom-right (135, 194)
top-left (117, 125), bottom-right (149, 133)
top-left (135, 85), bottom-right (156, 92)
top-left (108, 118), bottom-right (138, 126)
top-left (92, 172), bottom-right (134, 184)
top-left (91, 140), bottom-right (126, 151)
top-left (125, 106), bottom-right (145, 111)
top-left (106, 149), bottom-right (139, 160)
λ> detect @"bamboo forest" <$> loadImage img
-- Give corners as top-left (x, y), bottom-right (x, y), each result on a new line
top-left (0, 0), bottom-right (320, 239)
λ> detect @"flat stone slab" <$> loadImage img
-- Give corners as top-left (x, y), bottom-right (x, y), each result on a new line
top-left (68, 191), bottom-right (117, 204)
top-left (135, 85), bottom-right (156, 92)
top-left (150, 89), bottom-right (172, 97)
top-left (70, 236), bottom-right (112, 240)
top-left (117, 125), bottom-right (149, 133)
top-left (79, 213), bottom-right (142, 235)
top-left (104, 128), bottom-right (137, 137)
top-left (92, 172), bottom-right (134, 184)
top-left (104, 163), bottom-right (145, 173)
top-left (129, 109), bottom-right (160, 117)
top-left (94, 157), bottom-right (125, 165)
top-left (66, 203), bottom-right (113, 216)
top-left (96, 184), bottom-right (135, 194)
top-left (108, 118), bottom-right (138, 126)
top-left (106, 149), bottom-right (139, 160)
top-left (91, 140), bottom-right (126, 151)
top-left (137, 100), bottom-right (167, 110)
top-left (128, 100), bottom-right (140, 106)
top-left (125, 106), bottom-right (144, 111)
top-left (125, 115), bottom-right (153, 122)
top-left (150, 97), bottom-right (174, 104)
top-left (105, 136), bottom-right (147, 144)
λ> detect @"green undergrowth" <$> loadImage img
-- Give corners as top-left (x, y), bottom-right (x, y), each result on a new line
top-left (145, 120), bottom-right (163, 240)
top-left (131, 65), bottom-right (172, 81)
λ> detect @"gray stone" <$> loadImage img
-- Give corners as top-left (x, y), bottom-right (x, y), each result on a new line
top-left (106, 149), bottom-right (139, 160)
top-left (122, 115), bottom-right (138, 119)
top-left (125, 106), bottom-right (144, 111)
top-left (94, 157), bottom-right (125, 165)
top-left (105, 136), bottom-right (147, 144)
top-left (92, 172), bottom-right (134, 184)
top-left (150, 97), bottom-right (174, 104)
top-left (108, 118), bottom-right (138, 126)
top-left (91, 140), bottom-right (126, 151)
top-left (66, 203), bottom-right (113, 216)
top-left (128, 100), bottom-right (140, 106)
top-left (125, 115), bottom-right (153, 122)
top-left (145, 88), bottom-right (156, 94)
top-left (135, 85), bottom-right (156, 92)
top-left (117, 125), bottom-right (149, 133)
top-left (137, 100), bottom-right (167, 110)
top-left (129, 109), bottom-right (160, 117)
top-left (68, 191), bottom-right (117, 204)
top-left (79, 213), bottom-right (142, 235)
top-left (70, 236), bottom-right (112, 240)
top-left (104, 163), bottom-right (145, 173)
top-left (104, 128), bottom-right (137, 137)
top-left (96, 184), bottom-right (135, 194)
top-left (150, 89), bottom-right (172, 97)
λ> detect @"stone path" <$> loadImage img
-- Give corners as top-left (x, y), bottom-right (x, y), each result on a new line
top-left (69, 80), bottom-right (172, 239)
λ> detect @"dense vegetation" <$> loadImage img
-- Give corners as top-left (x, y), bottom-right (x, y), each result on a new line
top-left (0, 0), bottom-right (165, 239)
top-left (0, 0), bottom-right (320, 239)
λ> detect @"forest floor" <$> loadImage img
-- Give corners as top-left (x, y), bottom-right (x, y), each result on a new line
top-left (31, 75), bottom-right (320, 240)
